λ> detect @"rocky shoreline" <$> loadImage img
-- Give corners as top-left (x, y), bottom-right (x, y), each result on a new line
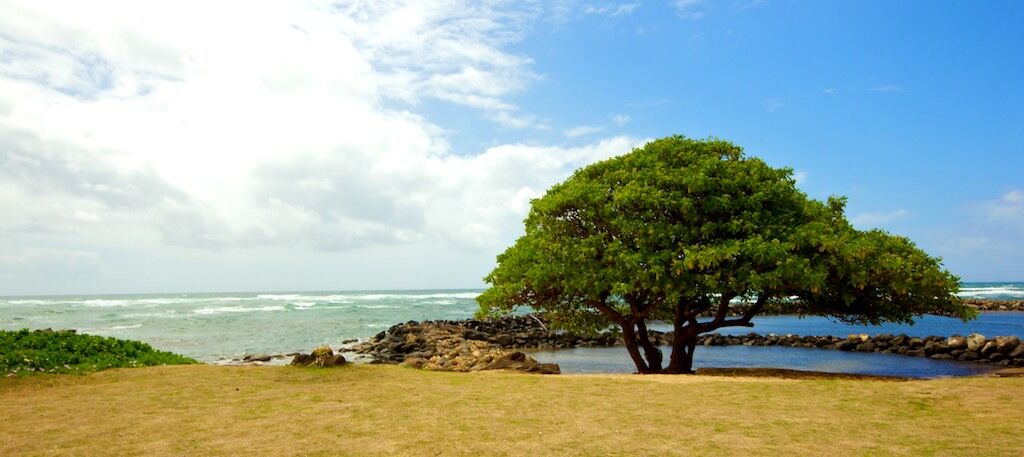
top-left (223, 300), bottom-right (1024, 371)
top-left (347, 315), bottom-right (1024, 370)
top-left (962, 299), bottom-right (1024, 312)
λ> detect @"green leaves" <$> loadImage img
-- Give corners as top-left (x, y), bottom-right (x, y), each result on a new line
top-left (478, 135), bottom-right (970, 335)
top-left (1, 329), bottom-right (197, 376)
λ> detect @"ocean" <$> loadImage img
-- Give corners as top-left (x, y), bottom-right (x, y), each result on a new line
top-left (2, 282), bottom-right (1022, 376)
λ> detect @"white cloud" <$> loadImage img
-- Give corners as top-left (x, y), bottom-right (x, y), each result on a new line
top-left (673, 0), bottom-right (706, 19)
top-left (851, 209), bottom-right (911, 227)
top-left (983, 189), bottom-right (1024, 232)
top-left (563, 125), bottom-right (604, 138)
top-left (763, 97), bottom-right (784, 112)
top-left (0, 0), bottom-right (641, 290)
top-left (612, 114), bottom-right (630, 125)
top-left (1002, 189), bottom-right (1024, 204)
top-left (823, 88), bottom-right (838, 95)
top-left (584, 2), bottom-right (640, 17)
top-left (792, 170), bottom-right (808, 184)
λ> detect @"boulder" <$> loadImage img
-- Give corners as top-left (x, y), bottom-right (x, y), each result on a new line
top-left (966, 333), bottom-right (986, 352)
top-left (525, 363), bottom-right (561, 375)
top-left (981, 341), bottom-right (999, 356)
top-left (930, 353), bottom-right (953, 360)
top-left (401, 357), bottom-right (428, 369)
top-left (835, 340), bottom-right (857, 351)
top-left (994, 336), bottom-right (1021, 354)
top-left (905, 348), bottom-right (927, 357)
top-left (946, 335), bottom-right (967, 350)
top-left (318, 354), bottom-right (347, 367)
top-left (855, 342), bottom-right (876, 352)
top-left (907, 337), bottom-right (925, 348)
top-left (290, 354), bottom-right (316, 366)
top-left (958, 351), bottom-right (980, 362)
top-left (1009, 344), bottom-right (1024, 359)
top-left (243, 353), bottom-right (273, 363)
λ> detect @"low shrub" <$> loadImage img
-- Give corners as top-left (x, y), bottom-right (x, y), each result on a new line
top-left (1, 328), bottom-right (197, 377)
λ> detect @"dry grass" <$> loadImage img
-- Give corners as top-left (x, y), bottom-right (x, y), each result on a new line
top-left (2, 365), bottom-right (1023, 456)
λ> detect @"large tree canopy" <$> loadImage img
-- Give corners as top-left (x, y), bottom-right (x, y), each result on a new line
top-left (477, 136), bottom-right (971, 374)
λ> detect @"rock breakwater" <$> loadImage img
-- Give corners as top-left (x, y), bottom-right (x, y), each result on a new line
top-left (963, 299), bottom-right (1024, 312)
top-left (352, 317), bottom-right (561, 374)
top-left (353, 315), bottom-right (1024, 369)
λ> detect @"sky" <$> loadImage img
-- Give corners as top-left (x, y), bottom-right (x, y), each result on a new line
top-left (0, 0), bottom-right (1021, 295)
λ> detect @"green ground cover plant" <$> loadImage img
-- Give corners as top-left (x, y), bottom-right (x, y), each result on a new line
top-left (1, 328), bottom-right (196, 376)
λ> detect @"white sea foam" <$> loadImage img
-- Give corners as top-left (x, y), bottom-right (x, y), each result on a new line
top-left (958, 286), bottom-right (1024, 298)
top-left (255, 292), bottom-right (480, 302)
top-left (424, 299), bottom-right (456, 305)
top-left (4, 299), bottom-right (53, 305)
top-left (193, 306), bottom-right (286, 315)
top-left (75, 296), bottom-right (251, 308)
top-left (108, 323), bottom-right (143, 330)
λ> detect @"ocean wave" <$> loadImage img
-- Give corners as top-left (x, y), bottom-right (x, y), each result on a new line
top-left (255, 292), bottom-right (481, 302)
top-left (108, 323), bottom-right (143, 330)
top-left (74, 296), bottom-right (251, 308)
top-left (193, 306), bottom-right (286, 316)
top-left (3, 299), bottom-right (54, 305)
top-left (958, 286), bottom-right (1024, 298)
top-left (423, 299), bottom-right (456, 305)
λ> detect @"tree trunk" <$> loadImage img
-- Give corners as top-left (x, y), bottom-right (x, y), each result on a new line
top-left (620, 322), bottom-right (649, 373)
top-left (666, 327), bottom-right (698, 374)
top-left (636, 320), bottom-right (663, 372)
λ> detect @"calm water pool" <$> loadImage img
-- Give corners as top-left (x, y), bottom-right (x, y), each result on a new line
top-left (531, 345), bottom-right (995, 378)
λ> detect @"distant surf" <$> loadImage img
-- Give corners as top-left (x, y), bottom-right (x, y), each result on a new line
top-left (1, 283), bottom-right (1022, 364)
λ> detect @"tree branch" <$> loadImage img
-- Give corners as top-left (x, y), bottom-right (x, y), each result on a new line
top-left (699, 291), bottom-right (772, 332)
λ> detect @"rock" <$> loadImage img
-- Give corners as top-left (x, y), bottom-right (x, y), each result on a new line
top-left (835, 340), bottom-right (857, 351)
top-left (318, 354), bottom-right (347, 367)
top-left (340, 338), bottom-right (358, 344)
top-left (521, 363), bottom-right (561, 374)
top-left (1010, 344), bottom-right (1024, 359)
top-left (905, 348), bottom-right (927, 357)
top-left (988, 352), bottom-right (1007, 362)
top-left (924, 341), bottom-right (950, 356)
top-left (994, 336), bottom-right (1021, 354)
top-left (290, 354), bottom-right (316, 366)
top-left (856, 342), bottom-right (876, 352)
top-left (946, 335), bottom-right (967, 350)
top-left (243, 353), bottom-right (273, 362)
top-left (958, 351), bottom-right (980, 362)
top-left (930, 353), bottom-right (953, 360)
top-left (908, 337), bottom-right (925, 348)
top-left (967, 333), bottom-right (986, 352)
top-left (981, 341), bottom-right (999, 356)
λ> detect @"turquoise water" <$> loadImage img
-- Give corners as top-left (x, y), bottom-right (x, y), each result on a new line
top-left (1, 283), bottom-right (1022, 373)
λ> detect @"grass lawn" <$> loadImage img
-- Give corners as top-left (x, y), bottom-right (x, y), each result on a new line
top-left (2, 365), bottom-right (1023, 456)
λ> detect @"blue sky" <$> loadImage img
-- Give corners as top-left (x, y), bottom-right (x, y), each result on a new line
top-left (426, 0), bottom-right (1024, 280)
top-left (0, 1), bottom-right (1020, 295)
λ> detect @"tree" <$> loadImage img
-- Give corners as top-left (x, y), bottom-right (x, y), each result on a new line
top-left (477, 136), bottom-right (971, 374)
